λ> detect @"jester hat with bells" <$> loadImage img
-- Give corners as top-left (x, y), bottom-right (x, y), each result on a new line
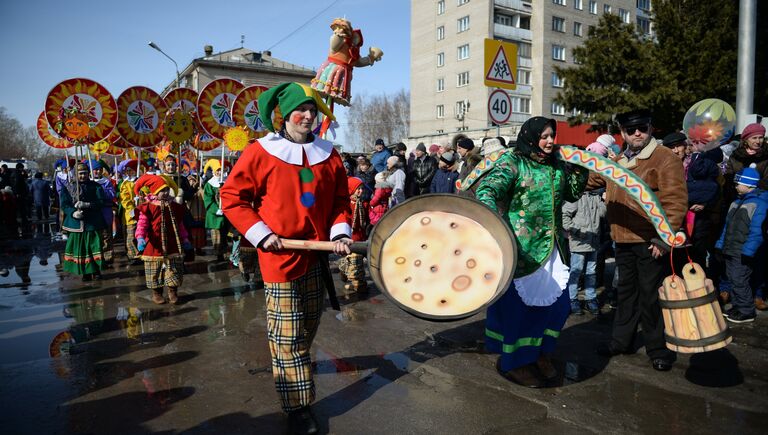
top-left (134, 174), bottom-right (171, 197)
top-left (257, 83), bottom-right (335, 133)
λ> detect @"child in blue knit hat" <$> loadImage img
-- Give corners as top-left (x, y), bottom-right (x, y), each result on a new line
top-left (716, 164), bottom-right (768, 323)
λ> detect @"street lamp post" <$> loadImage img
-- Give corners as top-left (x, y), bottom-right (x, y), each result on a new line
top-left (148, 41), bottom-right (181, 89)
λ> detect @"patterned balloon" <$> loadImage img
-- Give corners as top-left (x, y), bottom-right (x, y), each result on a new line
top-left (682, 99), bottom-right (736, 152)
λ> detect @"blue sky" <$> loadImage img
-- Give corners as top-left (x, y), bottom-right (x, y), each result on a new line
top-left (0, 0), bottom-right (410, 146)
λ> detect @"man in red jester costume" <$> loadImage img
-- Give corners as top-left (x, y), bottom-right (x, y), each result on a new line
top-left (221, 82), bottom-right (352, 434)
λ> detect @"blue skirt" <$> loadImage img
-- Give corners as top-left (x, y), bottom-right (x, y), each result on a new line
top-left (485, 281), bottom-right (570, 371)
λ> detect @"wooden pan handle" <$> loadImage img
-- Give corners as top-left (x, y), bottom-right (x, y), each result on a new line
top-left (280, 239), bottom-right (368, 255)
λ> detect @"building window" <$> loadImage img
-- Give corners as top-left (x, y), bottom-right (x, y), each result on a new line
top-left (455, 100), bottom-right (469, 117)
top-left (437, 52), bottom-right (445, 67)
top-left (551, 102), bottom-right (566, 115)
top-left (457, 16), bottom-right (470, 33)
top-left (574, 0), bottom-right (583, 10)
top-left (517, 69), bottom-right (531, 85)
top-left (552, 16), bottom-right (565, 32)
top-left (437, 78), bottom-right (445, 92)
top-left (495, 14), bottom-right (512, 26)
top-left (458, 0), bottom-right (469, 5)
top-left (604, 4), bottom-right (612, 14)
top-left (553, 0), bottom-right (566, 5)
top-left (457, 71), bottom-right (470, 87)
top-left (636, 17), bottom-right (651, 35)
top-left (437, 105), bottom-right (445, 119)
top-left (517, 42), bottom-right (532, 59)
top-left (552, 44), bottom-right (566, 61)
top-left (574, 22), bottom-right (583, 36)
top-left (437, 26), bottom-right (445, 40)
top-left (619, 8), bottom-right (630, 23)
top-left (589, 0), bottom-right (597, 14)
top-left (637, 0), bottom-right (651, 11)
top-left (511, 97), bottom-right (531, 114)
top-left (457, 44), bottom-right (470, 60)
top-left (437, 0), bottom-right (445, 15)
top-left (551, 72), bottom-right (564, 88)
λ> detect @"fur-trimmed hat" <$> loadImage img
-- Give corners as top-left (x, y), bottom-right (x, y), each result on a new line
top-left (257, 82), bottom-right (335, 132)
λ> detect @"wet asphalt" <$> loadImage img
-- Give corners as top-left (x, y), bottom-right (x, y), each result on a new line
top-left (0, 226), bottom-right (766, 434)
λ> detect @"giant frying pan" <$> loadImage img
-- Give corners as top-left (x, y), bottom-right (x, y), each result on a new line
top-left (282, 194), bottom-right (517, 321)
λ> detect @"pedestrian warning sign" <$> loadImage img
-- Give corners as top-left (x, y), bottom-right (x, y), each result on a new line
top-left (484, 39), bottom-right (517, 90)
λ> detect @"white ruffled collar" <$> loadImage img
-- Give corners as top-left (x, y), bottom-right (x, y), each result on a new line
top-left (259, 132), bottom-right (334, 166)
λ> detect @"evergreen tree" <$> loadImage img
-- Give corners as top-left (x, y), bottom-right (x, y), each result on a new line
top-left (553, 14), bottom-right (680, 132)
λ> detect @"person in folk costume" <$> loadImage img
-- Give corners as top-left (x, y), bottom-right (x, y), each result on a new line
top-left (161, 154), bottom-right (193, 204)
top-left (88, 160), bottom-right (116, 266)
top-left (310, 18), bottom-right (383, 106)
top-left (220, 82), bottom-right (352, 434)
top-left (464, 117), bottom-right (588, 388)
top-left (133, 174), bottom-right (192, 305)
top-left (186, 172), bottom-right (207, 255)
top-left (337, 176), bottom-right (370, 293)
top-left (203, 159), bottom-right (230, 260)
top-left (60, 163), bottom-right (107, 281)
top-left (117, 160), bottom-right (142, 263)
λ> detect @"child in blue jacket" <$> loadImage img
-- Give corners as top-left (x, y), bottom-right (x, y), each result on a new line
top-left (716, 164), bottom-right (768, 323)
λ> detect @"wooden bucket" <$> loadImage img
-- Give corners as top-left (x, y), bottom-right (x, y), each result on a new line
top-left (659, 262), bottom-right (732, 353)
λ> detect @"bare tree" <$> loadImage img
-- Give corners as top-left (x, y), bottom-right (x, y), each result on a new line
top-left (345, 89), bottom-right (410, 153)
top-left (0, 107), bottom-right (53, 169)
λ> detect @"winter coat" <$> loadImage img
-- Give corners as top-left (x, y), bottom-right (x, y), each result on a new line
top-left (429, 168), bottom-right (459, 194)
top-left (588, 141), bottom-right (687, 248)
top-left (562, 189), bottom-right (606, 253)
top-left (369, 182), bottom-right (392, 226)
top-left (135, 200), bottom-right (189, 258)
top-left (60, 180), bottom-right (106, 233)
top-left (411, 155), bottom-right (437, 195)
top-left (715, 189), bottom-right (768, 258)
top-left (371, 148), bottom-right (393, 173)
top-left (386, 169), bottom-right (406, 206)
top-left (30, 178), bottom-right (52, 207)
top-left (687, 149), bottom-right (722, 207)
top-left (457, 150), bottom-right (483, 198)
top-left (472, 151), bottom-right (587, 277)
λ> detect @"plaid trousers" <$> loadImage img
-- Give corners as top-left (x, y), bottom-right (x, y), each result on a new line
top-left (102, 228), bottom-right (113, 262)
top-left (264, 262), bottom-right (324, 411)
top-left (239, 246), bottom-right (263, 281)
top-left (143, 256), bottom-right (184, 289)
top-left (211, 228), bottom-right (227, 255)
top-left (125, 224), bottom-right (139, 260)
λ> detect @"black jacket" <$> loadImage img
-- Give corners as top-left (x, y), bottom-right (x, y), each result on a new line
top-left (410, 155), bottom-right (437, 195)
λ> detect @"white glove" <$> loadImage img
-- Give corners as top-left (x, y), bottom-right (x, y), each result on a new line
top-left (215, 209), bottom-right (224, 216)
top-left (72, 210), bottom-right (84, 220)
top-left (75, 201), bottom-right (83, 209)
top-left (175, 195), bottom-right (184, 205)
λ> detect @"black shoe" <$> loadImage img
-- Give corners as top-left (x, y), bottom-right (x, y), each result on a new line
top-left (726, 311), bottom-right (756, 324)
top-left (722, 307), bottom-right (736, 318)
top-left (597, 342), bottom-right (630, 357)
top-left (287, 406), bottom-right (318, 435)
top-left (651, 358), bottom-right (673, 371)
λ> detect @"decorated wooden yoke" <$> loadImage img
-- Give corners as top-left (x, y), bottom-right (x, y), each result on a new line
top-left (458, 145), bottom-right (730, 353)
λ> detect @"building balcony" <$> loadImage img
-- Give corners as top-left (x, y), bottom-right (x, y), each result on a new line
top-left (517, 57), bottom-right (532, 68)
top-left (493, 23), bottom-right (532, 42)
top-left (494, 0), bottom-right (532, 15)
top-left (510, 84), bottom-right (532, 94)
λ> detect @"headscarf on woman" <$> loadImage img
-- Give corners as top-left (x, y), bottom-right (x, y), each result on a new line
top-left (514, 117), bottom-right (557, 164)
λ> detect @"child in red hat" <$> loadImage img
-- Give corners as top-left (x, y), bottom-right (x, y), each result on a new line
top-left (337, 176), bottom-right (369, 293)
top-left (134, 174), bottom-right (192, 304)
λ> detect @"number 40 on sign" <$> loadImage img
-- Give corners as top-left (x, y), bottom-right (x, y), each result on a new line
top-left (488, 89), bottom-right (511, 125)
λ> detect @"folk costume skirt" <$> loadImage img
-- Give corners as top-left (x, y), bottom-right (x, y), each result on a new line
top-left (63, 230), bottom-right (104, 275)
top-left (485, 251), bottom-right (570, 372)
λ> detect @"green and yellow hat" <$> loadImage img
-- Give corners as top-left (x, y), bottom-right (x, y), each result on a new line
top-left (257, 82), bottom-right (335, 132)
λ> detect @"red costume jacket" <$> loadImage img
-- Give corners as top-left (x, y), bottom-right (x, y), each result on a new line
top-left (221, 133), bottom-right (352, 282)
top-left (135, 200), bottom-right (188, 258)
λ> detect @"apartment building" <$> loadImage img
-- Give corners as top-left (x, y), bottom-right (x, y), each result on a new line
top-left (409, 0), bottom-right (652, 145)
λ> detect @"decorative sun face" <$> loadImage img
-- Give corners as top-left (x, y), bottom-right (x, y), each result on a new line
top-left (37, 111), bottom-right (73, 149)
top-left (117, 86), bottom-right (167, 148)
top-left (197, 79), bottom-right (245, 139)
top-left (165, 110), bottom-right (196, 143)
top-left (45, 78), bottom-right (117, 143)
top-left (63, 114), bottom-right (91, 141)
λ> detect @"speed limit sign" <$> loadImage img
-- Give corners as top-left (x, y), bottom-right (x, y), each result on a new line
top-left (488, 89), bottom-right (511, 125)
